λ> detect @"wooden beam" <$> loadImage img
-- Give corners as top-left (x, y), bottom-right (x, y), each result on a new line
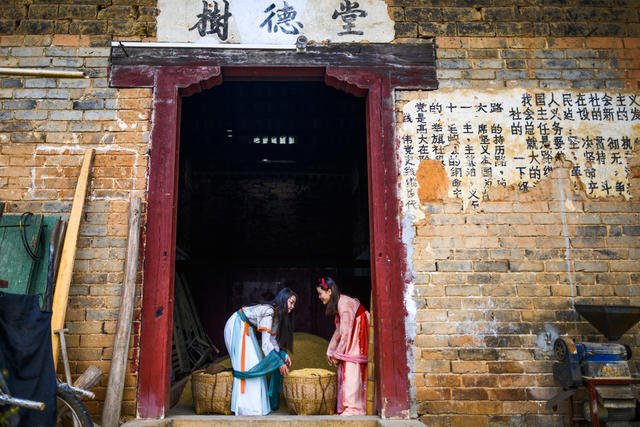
top-left (110, 43), bottom-right (436, 68)
top-left (102, 194), bottom-right (141, 427)
top-left (51, 149), bottom-right (94, 368)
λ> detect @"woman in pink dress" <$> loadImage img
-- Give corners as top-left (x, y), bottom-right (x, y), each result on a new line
top-left (315, 277), bottom-right (370, 416)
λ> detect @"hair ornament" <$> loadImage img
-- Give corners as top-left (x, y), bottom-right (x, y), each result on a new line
top-left (318, 277), bottom-right (328, 291)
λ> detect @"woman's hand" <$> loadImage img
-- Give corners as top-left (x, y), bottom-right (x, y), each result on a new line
top-left (285, 354), bottom-right (292, 367)
top-left (327, 355), bottom-right (337, 367)
top-left (279, 364), bottom-right (290, 377)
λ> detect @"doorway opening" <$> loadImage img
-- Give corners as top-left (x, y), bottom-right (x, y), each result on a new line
top-left (172, 79), bottom-right (371, 412)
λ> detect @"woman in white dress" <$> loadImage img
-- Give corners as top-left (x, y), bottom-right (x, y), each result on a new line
top-left (223, 288), bottom-right (296, 415)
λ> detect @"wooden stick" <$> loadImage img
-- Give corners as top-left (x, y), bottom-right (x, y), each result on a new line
top-left (73, 365), bottom-right (103, 391)
top-left (51, 149), bottom-right (94, 368)
top-left (102, 194), bottom-right (141, 427)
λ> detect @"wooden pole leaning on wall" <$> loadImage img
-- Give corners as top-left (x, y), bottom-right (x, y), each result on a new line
top-left (102, 194), bottom-right (141, 427)
top-left (51, 148), bottom-right (94, 369)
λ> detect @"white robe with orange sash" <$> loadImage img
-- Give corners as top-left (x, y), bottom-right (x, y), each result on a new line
top-left (223, 304), bottom-right (280, 415)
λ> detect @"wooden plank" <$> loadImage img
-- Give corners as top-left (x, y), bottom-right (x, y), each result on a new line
top-left (0, 214), bottom-right (44, 295)
top-left (102, 194), bottom-right (141, 427)
top-left (110, 44), bottom-right (436, 68)
top-left (51, 149), bottom-right (94, 368)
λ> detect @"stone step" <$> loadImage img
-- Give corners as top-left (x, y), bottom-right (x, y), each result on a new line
top-left (122, 415), bottom-right (424, 427)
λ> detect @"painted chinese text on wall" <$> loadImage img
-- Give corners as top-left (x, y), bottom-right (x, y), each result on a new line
top-left (157, 0), bottom-right (393, 44)
top-left (399, 89), bottom-right (639, 213)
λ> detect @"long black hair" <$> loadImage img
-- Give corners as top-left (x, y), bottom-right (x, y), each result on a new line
top-left (316, 277), bottom-right (341, 317)
top-left (271, 287), bottom-right (296, 351)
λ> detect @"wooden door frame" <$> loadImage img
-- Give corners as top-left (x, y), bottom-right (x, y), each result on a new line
top-left (110, 46), bottom-right (436, 419)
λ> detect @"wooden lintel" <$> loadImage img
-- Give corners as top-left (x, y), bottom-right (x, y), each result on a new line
top-left (109, 44), bottom-right (437, 89)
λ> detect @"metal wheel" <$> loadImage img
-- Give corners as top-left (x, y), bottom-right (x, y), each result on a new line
top-left (56, 388), bottom-right (92, 427)
top-left (554, 338), bottom-right (569, 362)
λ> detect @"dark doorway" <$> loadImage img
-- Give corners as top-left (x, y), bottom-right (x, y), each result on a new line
top-left (176, 81), bottom-right (371, 357)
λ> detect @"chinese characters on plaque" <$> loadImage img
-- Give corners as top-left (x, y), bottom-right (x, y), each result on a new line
top-left (399, 89), bottom-right (638, 212)
top-left (158, 0), bottom-right (393, 44)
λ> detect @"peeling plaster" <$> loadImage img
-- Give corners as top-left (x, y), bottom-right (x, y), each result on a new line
top-left (401, 212), bottom-right (417, 417)
top-left (536, 324), bottom-right (560, 353)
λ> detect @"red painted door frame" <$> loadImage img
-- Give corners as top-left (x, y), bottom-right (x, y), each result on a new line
top-left (113, 65), bottom-right (412, 419)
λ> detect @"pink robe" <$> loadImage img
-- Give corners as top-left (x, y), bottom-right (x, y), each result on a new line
top-left (326, 295), bottom-right (370, 416)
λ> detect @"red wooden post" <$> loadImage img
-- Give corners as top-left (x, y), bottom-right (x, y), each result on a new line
top-left (134, 66), bottom-right (221, 418)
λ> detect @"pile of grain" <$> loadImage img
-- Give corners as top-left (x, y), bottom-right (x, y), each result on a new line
top-left (287, 368), bottom-right (334, 377)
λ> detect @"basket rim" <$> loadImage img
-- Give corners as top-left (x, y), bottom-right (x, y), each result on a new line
top-left (192, 369), bottom-right (233, 377)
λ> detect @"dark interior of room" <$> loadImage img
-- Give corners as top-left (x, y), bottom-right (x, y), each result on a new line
top-left (175, 80), bottom-right (371, 362)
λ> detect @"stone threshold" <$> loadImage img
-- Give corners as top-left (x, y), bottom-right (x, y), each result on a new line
top-left (122, 415), bottom-right (424, 427)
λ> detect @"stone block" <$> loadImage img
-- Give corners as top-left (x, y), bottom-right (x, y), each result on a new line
top-left (14, 89), bottom-right (47, 99)
top-left (73, 100), bottom-right (105, 110)
top-left (50, 110), bottom-right (82, 120)
top-left (84, 110), bottom-right (117, 120)
top-left (1, 78), bottom-right (22, 89)
top-left (4, 99), bottom-right (36, 109)
top-left (97, 6), bottom-right (135, 20)
top-left (16, 20), bottom-right (55, 35)
top-left (437, 260), bottom-right (473, 272)
top-left (58, 5), bottom-right (97, 20)
top-left (458, 22), bottom-right (495, 36)
top-left (0, 20), bottom-right (16, 35)
top-left (497, 22), bottom-right (533, 36)
top-left (438, 59), bottom-right (471, 69)
top-left (18, 57), bottom-right (52, 67)
top-left (549, 23), bottom-right (591, 37)
top-left (563, 69), bottom-right (595, 80)
top-left (47, 89), bottom-right (70, 99)
top-left (85, 57), bottom-right (109, 67)
top-left (58, 79), bottom-right (90, 88)
top-left (474, 261), bottom-right (508, 272)
top-left (395, 22), bottom-right (417, 38)
top-left (37, 100), bottom-right (72, 109)
top-left (28, 5), bottom-right (58, 20)
top-left (52, 57), bottom-right (84, 67)
top-left (69, 21), bottom-right (108, 35)
top-left (418, 22), bottom-right (456, 37)
top-left (496, 69), bottom-right (529, 79)
top-left (24, 78), bottom-right (57, 88)
top-left (11, 47), bottom-right (43, 57)
top-left (14, 110), bottom-right (47, 120)
top-left (443, 7), bottom-right (481, 21)
top-left (506, 59), bottom-right (525, 68)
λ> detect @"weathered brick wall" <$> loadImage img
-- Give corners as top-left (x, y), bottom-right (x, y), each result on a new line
top-left (0, 0), bottom-right (157, 418)
top-left (433, 37), bottom-right (640, 91)
top-left (0, 33), bottom-right (152, 418)
top-left (392, 3), bottom-right (640, 426)
top-left (402, 166), bottom-right (640, 425)
top-left (390, 0), bottom-right (640, 39)
top-left (0, 1), bottom-right (156, 37)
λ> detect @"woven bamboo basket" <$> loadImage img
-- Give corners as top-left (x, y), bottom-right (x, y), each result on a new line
top-left (283, 369), bottom-right (337, 415)
top-left (191, 370), bottom-right (233, 415)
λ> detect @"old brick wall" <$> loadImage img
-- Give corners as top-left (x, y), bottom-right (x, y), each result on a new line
top-left (392, 1), bottom-right (640, 426)
top-left (1, 0), bottom-right (640, 424)
top-left (0, 1), bottom-right (157, 421)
